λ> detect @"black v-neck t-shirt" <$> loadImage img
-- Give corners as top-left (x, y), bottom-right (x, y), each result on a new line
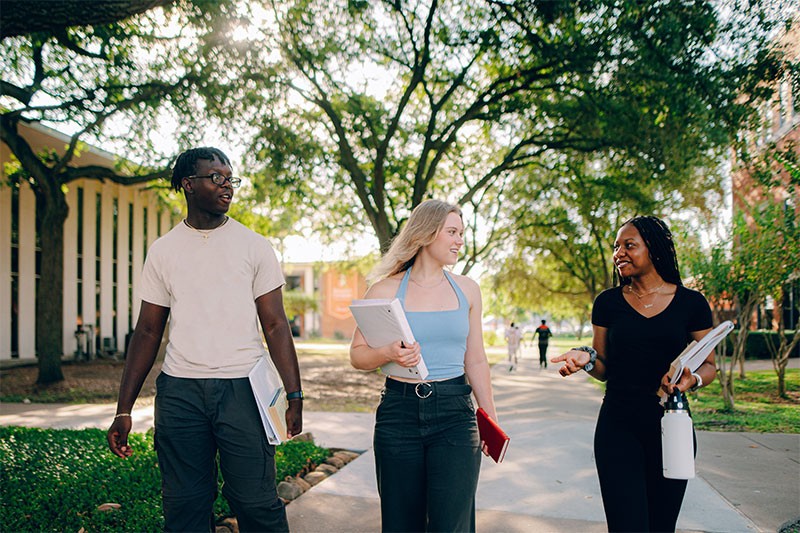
top-left (592, 285), bottom-right (712, 399)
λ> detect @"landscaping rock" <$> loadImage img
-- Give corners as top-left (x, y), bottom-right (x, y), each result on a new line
top-left (216, 517), bottom-right (238, 533)
top-left (315, 463), bottom-right (338, 475)
top-left (293, 475), bottom-right (312, 492)
top-left (292, 432), bottom-right (314, 443)
top-left (277, 480), bottom-right (304, 501)
top-left (304, 471), bottom-right (328, 486)
top-left (325, 456), bottom-right (345, 469)
top-left (333, 450), bottom-right (360, 463)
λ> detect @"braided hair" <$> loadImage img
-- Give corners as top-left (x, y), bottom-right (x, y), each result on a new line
top-left (170, 147), bottom-right (232, 192)
top-left (616, 215), bottom-right (683, 287)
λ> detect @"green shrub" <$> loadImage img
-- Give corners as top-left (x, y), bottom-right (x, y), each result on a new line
top-left (722, 330), bottom-right (799, 359)
top-left (276, 439), bottom-right (330, 481)
top-left (0, 426), bottom-right (329, 532)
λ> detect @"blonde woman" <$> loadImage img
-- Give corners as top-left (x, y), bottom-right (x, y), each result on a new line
top-left (350, 199), bottom-right (497, 533)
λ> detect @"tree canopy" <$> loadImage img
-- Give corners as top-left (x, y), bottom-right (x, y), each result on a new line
top-left (212, 0), bottom-right (788, 270)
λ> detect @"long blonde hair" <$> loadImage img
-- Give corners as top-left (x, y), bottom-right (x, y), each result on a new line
top-left (369, 199), bottom-right (462, 283)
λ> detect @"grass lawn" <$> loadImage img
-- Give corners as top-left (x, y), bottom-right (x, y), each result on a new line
top-left (691, 369), bottom-right (800, 433)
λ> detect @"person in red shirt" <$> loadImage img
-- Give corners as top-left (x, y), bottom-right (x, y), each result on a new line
top-left (534, 319), bottom-right (552, 368)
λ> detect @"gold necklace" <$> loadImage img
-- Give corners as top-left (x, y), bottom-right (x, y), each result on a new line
top-left (625, 282), bottom-right (665, 309)
top-left (411, 272), bottom-right (446, 289)
top-left (184, 216), bottom-right (228, 240)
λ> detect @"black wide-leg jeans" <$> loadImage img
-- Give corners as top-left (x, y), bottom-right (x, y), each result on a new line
top-left (373, 375), bottom-right (482, 533)
top-left (154, 373), bottom-right (288, 533)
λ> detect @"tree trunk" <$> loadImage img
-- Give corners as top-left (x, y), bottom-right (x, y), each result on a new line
top-left (773, 330), bottom-right (799, 398)
top-left (35, 186), bottom-right (68, 385)
top-left (718, 362), bottom-right (735, 411)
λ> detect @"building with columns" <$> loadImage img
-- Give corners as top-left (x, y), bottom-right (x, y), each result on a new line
top-left (2, 122), bottom-right (370, 362)
top-left (1, 122), bottom-right (178, 361)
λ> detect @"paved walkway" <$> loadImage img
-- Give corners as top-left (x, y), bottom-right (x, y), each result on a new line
top-left (1, 352), bottom-right (798, 532)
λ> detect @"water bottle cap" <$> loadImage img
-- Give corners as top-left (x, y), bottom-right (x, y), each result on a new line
top-left (665, 390), bottom-right (687, 411)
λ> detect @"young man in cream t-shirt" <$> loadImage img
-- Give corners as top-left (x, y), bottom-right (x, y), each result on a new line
top-left (107, 147), bottom-right (303, 532)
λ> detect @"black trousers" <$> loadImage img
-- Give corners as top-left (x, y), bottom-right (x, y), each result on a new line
top-left (594, 393), bottom-right (695, 532)
top-left (373, 375), bottom-right (481, 532)
top-left (538, 343), bottom-right (548, 367)
top-left (154, 373), bottom-right (288, 533)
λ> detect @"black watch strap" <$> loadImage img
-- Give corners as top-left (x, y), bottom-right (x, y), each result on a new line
top-left (286, 390), bottom-right (304, 401)
top-left (573, 346), bottom-right (597, 372)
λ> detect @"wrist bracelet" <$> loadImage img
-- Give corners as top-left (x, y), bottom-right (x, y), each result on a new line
top-left (114, 413), bottom-right (132, 419)
top-left (573, 346), bottom-right (597, 372)
top-left (689, 372), bottom-right (703, 392)
top-left (286, 390), bottom-right (304, 401)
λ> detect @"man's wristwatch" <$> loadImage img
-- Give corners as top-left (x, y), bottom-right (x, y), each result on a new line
top-left (573, 346), bottom-right (597, 372)
top-left (286, 390), bottom-right (304, 401)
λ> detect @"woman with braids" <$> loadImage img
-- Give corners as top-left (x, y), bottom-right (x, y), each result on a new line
top-left (552, 216), bottom-right (715, 532)
top-left (350, 199), bottom-right (497, 532)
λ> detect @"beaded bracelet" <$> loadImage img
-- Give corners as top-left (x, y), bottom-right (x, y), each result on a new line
top-left (114, 413), bottom-right (132, 419)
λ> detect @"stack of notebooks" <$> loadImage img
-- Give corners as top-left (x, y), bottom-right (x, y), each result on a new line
top-left (659, 320), bottom-right (735, 404)
top-left (248, 357), bottom-right (288, 444)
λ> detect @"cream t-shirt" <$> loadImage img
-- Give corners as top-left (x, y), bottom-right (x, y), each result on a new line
top-left (138, 218), bottom-right (285, 378)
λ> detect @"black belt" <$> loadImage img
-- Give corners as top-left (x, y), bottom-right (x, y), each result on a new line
top-left (384, 375), bottom-right (470, 399)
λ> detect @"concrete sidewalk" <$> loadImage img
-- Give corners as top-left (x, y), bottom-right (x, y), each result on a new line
top-left (1, 354), bottom-right (798, 532)
top-left (284, 362), bottom-right (799, 533)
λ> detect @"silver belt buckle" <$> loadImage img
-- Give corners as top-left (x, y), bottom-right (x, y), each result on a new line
top-left (415, 382), bottom-right (433, 399)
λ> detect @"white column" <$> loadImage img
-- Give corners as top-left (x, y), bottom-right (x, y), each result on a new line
top-left (17, 182), bottom-right (36, 359)
top-left (131, 188), bottom-right (144, 322)
top-left (82, 181), bottom-right (97, 342)
top-left (147, 197), bottom-right (158, 248)
top-left (160, 208), bottom-right (172, 237)
top-left (99, 185), bottom-right (114, 349)
top-left (0, 186), bottom-right (11, 359)
top-left (62, 185), bottom-right (78, 357)
top-left (116, 187), bottom-right (130, 347)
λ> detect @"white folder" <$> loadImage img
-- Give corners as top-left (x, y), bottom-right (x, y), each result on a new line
top-left (349, 298), bottom-right (429, 380)
top-left (248, 357), bottom-right (288, 444)
top-left (659, 320), bottom-right (734, 404)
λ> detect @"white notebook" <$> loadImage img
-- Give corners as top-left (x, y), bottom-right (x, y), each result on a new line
top-left (350, 298), bottom-right (429, 380)
top-left (248, 357), bottom-right (288, 444)
top-left (659, 320), bottom-right (734, 403)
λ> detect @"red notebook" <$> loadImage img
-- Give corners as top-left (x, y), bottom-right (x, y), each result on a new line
top-left (476, 408), bottom-right (510, 463)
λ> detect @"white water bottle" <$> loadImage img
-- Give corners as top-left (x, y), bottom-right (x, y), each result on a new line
top-left (661, 390), bottom-right (695, 479)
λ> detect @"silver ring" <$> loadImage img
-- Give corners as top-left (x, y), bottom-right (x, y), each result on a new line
top-left (415, 382), bottom-right (433, 399)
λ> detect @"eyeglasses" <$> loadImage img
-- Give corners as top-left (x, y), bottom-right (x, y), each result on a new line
top-left (185, 172), bottom-right (242, 188)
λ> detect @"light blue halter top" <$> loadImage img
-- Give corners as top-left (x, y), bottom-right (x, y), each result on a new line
top-left (395, 267), bottom-right (470, 380)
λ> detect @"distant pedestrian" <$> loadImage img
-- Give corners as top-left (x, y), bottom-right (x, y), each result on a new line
top-left (552, 215), bottom-right (715, 532)
top-left (505, 322), bottom-right (522, 371)
top-left (534, 320), bottom-right (552, 368)
top-left (350, 199), bottom-right (498, 532)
